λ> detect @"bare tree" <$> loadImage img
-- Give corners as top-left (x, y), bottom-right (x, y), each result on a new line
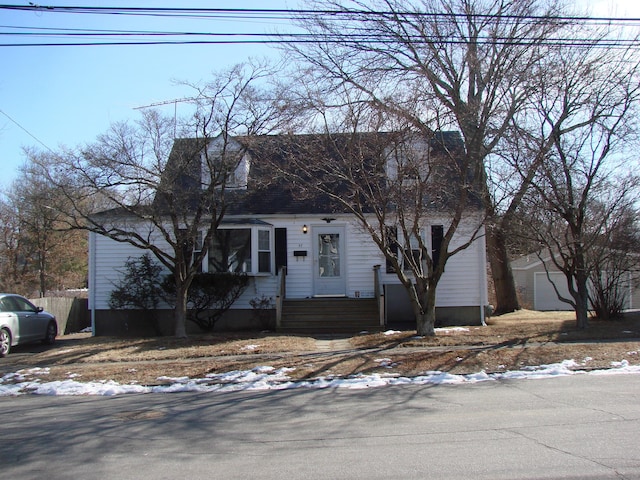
top-left (588, 204), bottom-right (640, 320)
top-left (260, 101), bottom-right (484, 335)
top-left (34, 62), bottom-right (289, 337)
top-left (286, 0), bottom-right (577, 315)
top-left (0, 194), bottom-right (30, 294)
top-left (515, 40), bottom-right (640, 327)
top-left (0, 160), bottom-right (87, 297)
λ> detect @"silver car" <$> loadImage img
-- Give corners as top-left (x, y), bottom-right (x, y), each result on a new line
top-left (0, 294), bottom-right (57, 357)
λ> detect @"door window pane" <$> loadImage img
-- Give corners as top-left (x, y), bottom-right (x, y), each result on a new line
top-left (318, 233), bottom-right (340, 277)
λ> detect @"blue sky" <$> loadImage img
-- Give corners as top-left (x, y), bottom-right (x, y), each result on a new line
top-left (0, 1), bottom-right (293, 189)
top-left (0, 0), bottom-right (637, 190)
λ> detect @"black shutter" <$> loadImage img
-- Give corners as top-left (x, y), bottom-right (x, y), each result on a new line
top-left (275, 228), bottom-right (287, 274)
top-left (431, 225), bottom-right (444, 271)
top-left (385, 226), bottom-right (398, 273)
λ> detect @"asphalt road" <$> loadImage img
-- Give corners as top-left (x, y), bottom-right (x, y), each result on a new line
top-left (1, 374), bottom-right (639, 479)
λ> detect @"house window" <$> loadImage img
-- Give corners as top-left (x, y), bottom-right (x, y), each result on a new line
top-left (209, 229), bottom-right (252, 273)
top-left (207, 226), bottom-right (273, 275)
top-left (180, 229), bottom-right (203, 272)
top-left (385, 226), bottom-right (423, 274)
top-left (193, 231), bottom-right (203, 272)
top-left (385, 226), bottom-right (399, 274)
top-left (201, 140), bottom-right (249, 190)
top-left (258, 229), bottom-right (271, 273)
top-left (403, 230), bottom-right (423, 273)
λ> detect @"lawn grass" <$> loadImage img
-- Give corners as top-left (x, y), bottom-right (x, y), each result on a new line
top-left (1, 310), bottom-right (638, 386)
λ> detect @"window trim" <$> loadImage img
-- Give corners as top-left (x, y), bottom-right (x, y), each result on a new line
top-left (203, 223), bottom-right (274, 276)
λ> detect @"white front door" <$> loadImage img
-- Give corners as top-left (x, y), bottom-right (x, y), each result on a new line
top-left (313, 226), bottom-right (346, 296)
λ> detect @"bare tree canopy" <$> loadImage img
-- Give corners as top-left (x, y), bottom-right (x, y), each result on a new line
top-left (30, 62), bottom-right (292, 337)
top-left (0, 158), bottom-right (87, 297)
top-left (284, 0), bottom-right (574, 317)
top-left (506, 23), bottom-right (640, 327)
top-left (285, 0), bottom-right (640, 322)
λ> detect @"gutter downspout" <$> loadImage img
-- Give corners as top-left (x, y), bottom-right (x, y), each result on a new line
top-left (88, 231), bottom-right (97, 336)
top-left (480, 224), bottom-right (488, 326)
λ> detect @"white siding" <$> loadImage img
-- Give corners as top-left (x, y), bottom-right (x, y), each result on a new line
top-left (436, 230), bottom-right (487, 306)
top-left (377, 218), bottom-right (487, 307)
top-left (345, 219), bottom-right (382, 298)
top-left (90, 214), bottom-right (488, 312)
top-left (90, 230), bottom-right (170, 310)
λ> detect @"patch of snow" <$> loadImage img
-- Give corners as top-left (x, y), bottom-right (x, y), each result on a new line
top-left (611, 360), bottom-right (629, 368)
top-left (435, 327), bottom-right (470, 334)
top-left (241, 344), bottom-right (260, 351)
top-left (374, 358), bottom-right (398, 368)
top-left (1, 360), bottom-right (639, 397)
top-left (382, 330), bottom-right (401, 336)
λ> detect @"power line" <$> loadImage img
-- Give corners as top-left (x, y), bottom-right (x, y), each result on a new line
top-left (2, 5), bottom-right (639, 48)
top-left (0, 35), bottom-right (638, 49)
top-left (2, 5), bottom-right (640, 24)
top-left (0, 108), bottom-right (55, 154)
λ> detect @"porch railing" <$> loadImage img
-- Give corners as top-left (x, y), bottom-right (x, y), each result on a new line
top-left (275, 266), bottom-right (287, 329)
top-left (373, 265), bottom-right (385, 327)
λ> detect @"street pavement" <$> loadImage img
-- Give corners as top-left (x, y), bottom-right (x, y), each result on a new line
top-left (1, 373), bottom-right (639, 479)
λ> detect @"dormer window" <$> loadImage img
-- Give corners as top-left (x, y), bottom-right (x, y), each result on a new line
top-left (201, 135), bottom-right (250, 190)
top-left (224, 154), bottom-right (250, 189)
top-left (385, 137), bottom-right (434, 185)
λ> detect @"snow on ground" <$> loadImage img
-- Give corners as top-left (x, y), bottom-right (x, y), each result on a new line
top-left (1, 360), bottom-right (640, 397)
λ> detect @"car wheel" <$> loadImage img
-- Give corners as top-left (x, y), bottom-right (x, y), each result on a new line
top-left (43, 322), bottom-right (57, 345)
top-left (0, 328), bottom-right (10, 357)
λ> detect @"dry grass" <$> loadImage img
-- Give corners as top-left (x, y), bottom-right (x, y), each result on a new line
top-left (1, 310), bottom-right (639, 386)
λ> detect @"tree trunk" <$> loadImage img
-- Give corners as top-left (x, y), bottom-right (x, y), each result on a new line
top-left (414, 286), bottom-right (437, 336)
top-left (487, 224), bottom-right (520, 314)
top-left (39, 250), bottom-right (47, 297)
top-left (575, 300), bottom-right (589, 329)
top-left (173, 282), bottom-right (189, 338)
top-left (574, 276), bottom-right (590, 329)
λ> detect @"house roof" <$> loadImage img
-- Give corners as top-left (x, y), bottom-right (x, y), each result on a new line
top-left (155, 130), bottom-right (479, 216)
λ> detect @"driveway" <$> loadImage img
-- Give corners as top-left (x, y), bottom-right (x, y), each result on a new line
top-left (1, 373), bottom-right (639, 479)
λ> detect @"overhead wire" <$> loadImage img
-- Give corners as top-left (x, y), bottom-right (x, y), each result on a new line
top-left (1, 5), bottom-right (639, 48)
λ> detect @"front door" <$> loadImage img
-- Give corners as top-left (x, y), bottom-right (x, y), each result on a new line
top-left (313, 226), bottom-right (346, 296)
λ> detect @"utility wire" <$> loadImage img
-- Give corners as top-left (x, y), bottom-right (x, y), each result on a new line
top-left (0, 32), bottom-right (638, 49)
top-left (2, 5), bottom-right (639, 48)
top-left (1, 5), bottom-right (640, 24)
top-left (0, 108), bottom-right (55, 154)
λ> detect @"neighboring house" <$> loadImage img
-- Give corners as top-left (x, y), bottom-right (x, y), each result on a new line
top-left (88, 132), bottom-right (489, 335)
top-left (511, 253), bottom-right (639, 311)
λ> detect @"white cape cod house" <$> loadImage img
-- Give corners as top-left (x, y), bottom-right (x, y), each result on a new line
top-left (88, 132), bottom-right (489, 335)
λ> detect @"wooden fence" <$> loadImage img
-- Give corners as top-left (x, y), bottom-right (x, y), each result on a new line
top-left (30, 297), bottom-right (91, 335)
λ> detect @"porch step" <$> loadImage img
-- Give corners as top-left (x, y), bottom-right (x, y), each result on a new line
top-left (279, 298), bottom-right (382, 334)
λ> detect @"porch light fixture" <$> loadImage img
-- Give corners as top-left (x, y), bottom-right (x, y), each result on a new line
top-left (302, 224), bottom-right (308, 234)
top-left (322, 217), bottom-right (335, 223)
